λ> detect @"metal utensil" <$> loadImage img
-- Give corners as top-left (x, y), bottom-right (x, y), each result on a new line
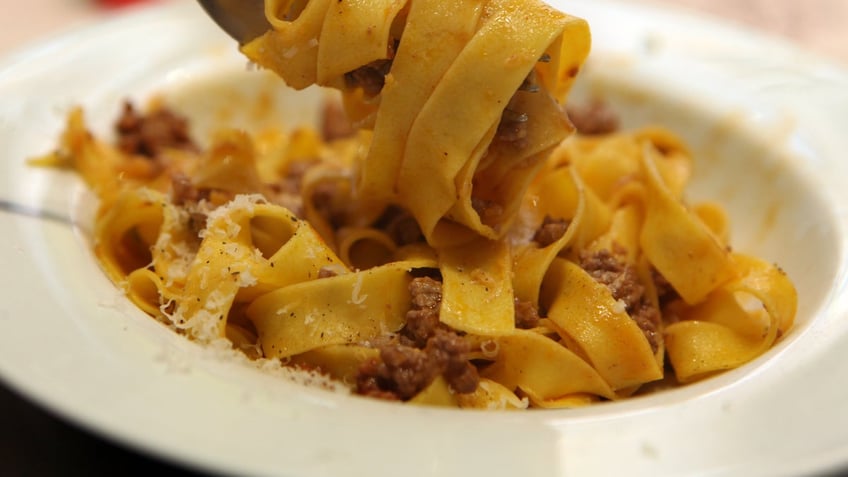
top-left (197, 0), bottom-right (270, 45)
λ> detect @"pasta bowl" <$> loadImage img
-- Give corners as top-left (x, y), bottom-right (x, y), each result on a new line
top-left (0, 0), bottom-right (846, 475)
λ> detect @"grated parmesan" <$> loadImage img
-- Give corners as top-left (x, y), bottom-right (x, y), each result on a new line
top-left (348, 272), bottom-right (367, 306)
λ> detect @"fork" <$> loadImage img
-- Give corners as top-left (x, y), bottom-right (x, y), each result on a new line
top-left (197, 0), bottom-right (270, 45)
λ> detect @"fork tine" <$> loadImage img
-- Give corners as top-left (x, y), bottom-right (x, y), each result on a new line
top-left (197, 0), bottom-right (270, 45)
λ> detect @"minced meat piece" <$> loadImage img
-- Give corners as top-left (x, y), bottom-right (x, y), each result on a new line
top-left (170, 172), bottom-right (210, 206)
top-left (169, 173), bottom-right (212, 239)
top-left (567, 100), bottom-right (620, 135)
top-left (496, 107), bottom-right (529, 145)
top-left (580, 249), bottom-right (641, 310)
top-left (355, 277), bottom-right (479, 400)
top-left (355, 328), bottom-right (479, 400)
top-left (343, 39), bottom-right (398, 98)
top-left (402, 277), bottom-right (442, 348)
top-left (471, 197), bottom-right (504, 226)
top-left (408, 276), bottom-right (442, 310)
top-left (514, 298), bottom-right (541, 329)
top-left (355, 359), bottom-right (402, 401)
top-left (496, 70), bottom-right (541, 147)
top-left (651, 267), bottom-right (678, 305)
top-left (533, 216), bottom-right (569, 247)
top-left (116, 101), bottom-right (197, 158)
top-left (579, 248), bottom-right (661, 353)
top-left (357, 344), bottom-right (430, 400)
top-left (427, 329), bottom-right (479, 394)
top-left (186, 211), bottom-right (208, 239)
top-left (344, 59), bottom-right (392, 97)
top-left (631, 303), bottom-right (661, 352)
top-left (365, 343), bottom-right (435, 400)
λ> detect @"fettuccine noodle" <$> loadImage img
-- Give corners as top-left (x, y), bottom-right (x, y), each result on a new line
top-left (34, 0), bottom-right (796, 409)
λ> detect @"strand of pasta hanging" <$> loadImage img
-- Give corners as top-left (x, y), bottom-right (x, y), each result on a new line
top-left (241, 0), bottom-right (591, 244)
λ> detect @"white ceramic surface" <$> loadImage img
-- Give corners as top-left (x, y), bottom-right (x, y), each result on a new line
top-left (1, 1), bottom-right (847, 476)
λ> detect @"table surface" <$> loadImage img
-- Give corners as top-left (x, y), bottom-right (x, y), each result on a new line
top-left (0, 0), bottom-right (846, 476)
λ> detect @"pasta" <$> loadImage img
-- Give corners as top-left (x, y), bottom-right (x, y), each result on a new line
top-left (242, 0), bottom-right (590, 244)
top-left (34, 0), bottom-right (797, 409)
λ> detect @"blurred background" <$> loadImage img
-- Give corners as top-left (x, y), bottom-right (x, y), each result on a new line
top-left (650, 0), bottom-right (848, 62)
top-left (0, 0), bottom-right (845, 475)
top-left (0, 0), bottom-right (846, 62)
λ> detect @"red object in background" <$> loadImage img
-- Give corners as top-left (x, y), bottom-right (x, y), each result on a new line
top-left (96, 0), bottom-right (154, 9)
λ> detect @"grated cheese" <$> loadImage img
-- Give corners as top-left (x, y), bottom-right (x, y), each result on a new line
top-left (348, 272), bottom-right (367, 306)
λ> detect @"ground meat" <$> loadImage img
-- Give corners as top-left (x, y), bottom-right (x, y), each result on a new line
top-left (631, 303), bottom-right (661, 352)
top-left (471, 197), bottom-right (504, 226)
top-left (496, 107), bottom-right (529, 145)
top-left (170, 172), bottom-right (208, 205)
top-left (533, 216), bottom-right (570, 247)
top-left (343, 39), bottom-right (398, 98)
top-left (115, 101), bottom-right (197, 158)
top-left (495, 70), bottom-right (539, 147)
top-left (579, 248), bottom-right (661, 352)
top-left (567, 100), bottom-right (620, 136)
top-left (168, 173), bottom-right (212, 238)
top-left (344, 59), bottom-right (392, 97)
top-left (580, 249), bottom-right (641, 310)
top-left (355, 276), bottom-right (479, 400)
top-left (356, 329), bottom-right (479, 400)
top-left (320, 99), bottom-right (355, 141)
top-left (355, 359), bottom-right (403, 401)
top-left (514, 298), bottom-right (541, 329)
top-left (356, 343), bottom-right (433, 400)
top-left (651, 267), bottom-right (678, 305)
top-left (402, 277), bottom-right (442, 347)
top-left (186, 211), bottom-right (208, 239)
top-left (427, 329), bottom-right (479, 394)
